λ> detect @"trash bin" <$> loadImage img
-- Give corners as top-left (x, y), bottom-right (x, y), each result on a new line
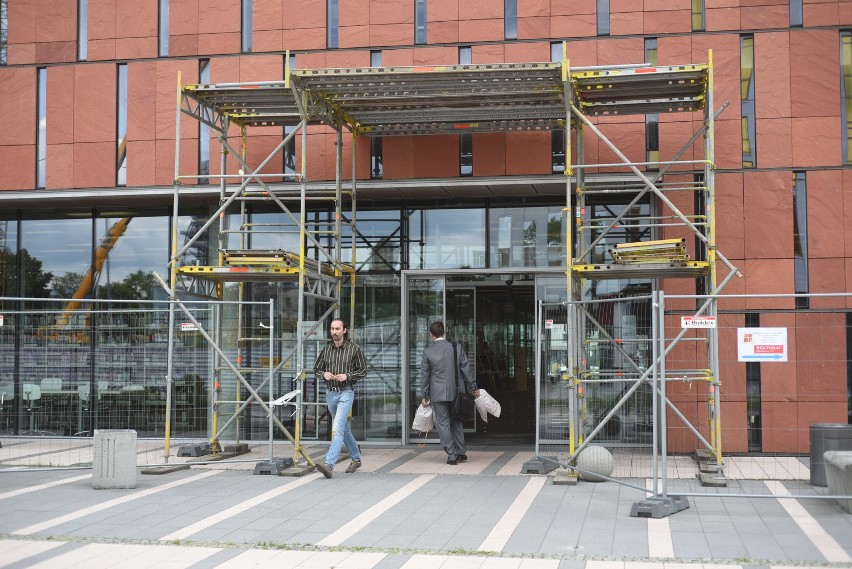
top-left (809, 423), bottom-right (852, 486)
top-left (93, 429), bottom-right (137, 489)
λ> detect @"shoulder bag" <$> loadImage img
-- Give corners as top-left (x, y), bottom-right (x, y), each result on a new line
top-left (451, 342), bottom-right (476, 422)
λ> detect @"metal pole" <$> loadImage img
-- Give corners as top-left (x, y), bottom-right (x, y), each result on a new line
top-left (267, 299), bottom-right (274, 464)
top-left (658, 291), bottom-right (668, 497)
top-left (650, 290), bottom-right (660, 497)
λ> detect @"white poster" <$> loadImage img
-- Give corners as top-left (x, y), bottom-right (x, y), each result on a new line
top-left (737, 327), bottom-right (788, 362)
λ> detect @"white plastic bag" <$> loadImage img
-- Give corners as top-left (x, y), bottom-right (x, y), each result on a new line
top-left (412, 403), bottom-right (434, 432)
top-left (474, 389), bottom-right (501, 422)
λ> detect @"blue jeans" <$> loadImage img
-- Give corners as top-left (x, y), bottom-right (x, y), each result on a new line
top-left (325, 389), bottom-right (361, 469)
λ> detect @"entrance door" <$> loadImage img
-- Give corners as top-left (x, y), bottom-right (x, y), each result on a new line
top-left (403, 275), bottom-right (444, 443)
top-left (403, 272), bottom-right (537, 444)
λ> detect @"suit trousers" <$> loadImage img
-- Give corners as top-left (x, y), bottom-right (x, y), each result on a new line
top-left (431, 400), bottom-right (465, 460)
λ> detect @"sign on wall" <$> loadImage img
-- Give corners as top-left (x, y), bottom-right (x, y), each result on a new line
top-left (737, 327), bottom-right (788, 362)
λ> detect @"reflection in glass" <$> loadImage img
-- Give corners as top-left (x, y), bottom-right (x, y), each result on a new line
top-left (408, 209), bottom-right (485, 269)
top-left (489, 206), bottom-right (564, 268)
top-left (78, 0), bottom-right (88, 60)
top-left (158, 0), bottom-right (169, 57)
top-left (117, 64), bottom-right (128, 186)
top-left (37, 68), bottom-right (47, 189)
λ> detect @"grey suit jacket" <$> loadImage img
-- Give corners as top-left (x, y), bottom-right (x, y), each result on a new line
top-left (419, 338), bottom-right (476, 402)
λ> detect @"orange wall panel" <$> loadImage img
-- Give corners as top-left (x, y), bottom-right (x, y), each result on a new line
top-left (126, 140), bottom-right (156, 187)
top-left (716, 173), bottom-right (746, 261)
top-left (754, 32), bottom-right (791, 119)
top-left (46, 144), bottom-right (74, 190)
top-left (0, 147), bottom-right (37, 190)
top-left (0, 68), bottom-right (37, 145)
top-left (741, 4), bottom-right (790, 29)
top-left (383, 136), bottom-right (415, 179)
top-left (505, 133), bottom-right (550, 175)
top-left (742, 170), bottom-right (793, 259)
top-left (790, 29), bottom-right (840, 119)
top-left (551, 14), bottom-right (596, 38)
top-left (413, 136), bottom-right (460, 178)
top-left (743, 259), bottom-right (796, 309)
top-left (127, 61), bottom-right (157, 143)
top-left (458, 19), bottom-right (504, 43)
top-left (73, 64), bottom-right (116, 144)
top-left (807, 169), bottom-right (844, 258)
top-left (472, 134), bottom-right (507, 177)
top-left (73, 141), bottom-right (115, 187)
top-left (47, 66), bottom-right (75, 146)
top-left (644, 8), bottom-right (691, 35)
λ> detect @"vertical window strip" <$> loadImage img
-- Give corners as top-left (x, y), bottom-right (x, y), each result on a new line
top-left (790, 0), bottom-right (803, 27)
top-left (117, 64), bottom-right (128, 186)
top-left (241, 0), bottom-right (252, 53)
top-left (198, 59), bottom-right (210, 184)
top-left (158, 0), bottom-right (169, 57)
top-left (846, 313), bottom-right (852, 424)
top-left (691, 0), bottom-right (705, 32)
top-left (370, 137), bottom-right (383, 179)
top-left (597, 0), bottom-right (610, 36)
top-left (645, 39), bottom-right (659, 169)
top-left (415, 0), bottom-right (426, 45)
top-left (792, 171), bottom-right (809, 309)
top-left (842, 32), bottom-right (852, 165)
top-left (369, 50), bottom-right (382, 179)
top-left (459, 46), bottom-right (472, 65)
top-left (741, 35), bottom-right (756, 168)
top-left (745, 312), bottom-right (762, 452)
top-left (36, 68), bottom-right (47, 189)
top-left (504, 0), bottom-right (517, 40)
top-left (550, 43), bottom-right (565, 173)
top-left (0, 0), bottom-right (7, 65)
top-left (327, 0), bottom-right (339, 49)
top-left (78, 0), bottom-right (88, 61)
top-left (460, 134), bottom-right (472, 176)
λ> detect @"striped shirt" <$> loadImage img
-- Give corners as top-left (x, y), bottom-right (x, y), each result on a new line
top-left (314, 339), bottom-right (368, 390)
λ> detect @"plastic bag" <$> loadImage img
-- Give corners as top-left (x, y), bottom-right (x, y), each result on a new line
top-left (412, 403), bottom-right (434, 432)
top-left (474, 389), bottom-right (502, 422)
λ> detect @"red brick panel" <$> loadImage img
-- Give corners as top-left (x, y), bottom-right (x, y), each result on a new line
top-left (803, 2), bottom-right (840, 26)
top-left (472, 134), bottom-right (507, 177)
top-left (715, 172), bottom-right (745, 261)
top-left (551, 14), bottom-right (596, 38)
top-left (790, 29), bottom-right (840, 119)
top-left (46, 144), bottom-right (75, 189)
top-left (74, 64), bottom-right (116, 144)
top-left (282, 0), bottom-right (327, 50)
top-left (743, 259), bottom-right (795, 308)
top-left (754, 32), bottom-right (791, 120)
top-left (412, 46), bottom-right (457, 65)
top-left (47, 66), bottom-right (75, 146)
top-left (807, 169), bottom-right (844, 258)
top-left (791, 116), bottom-right (841, 167)
top-left (741, 3), bottom-right (790, 29)
top-left (706, 6), bottom-right (741, 31)
top-left (504, 42), bottom-right (549, 62)
top-left (73, 141), bottom-right (115, 187)
top-left (742, 170), bottom-right (793, 259)
top-left (383, 136), bottom-right (415, 179)
top-left (505, 132), bottom-right (550, 175)
top-left (414, 135), bottom-right (459, 178)
top-left (808, 258), bottom-right (847, 307)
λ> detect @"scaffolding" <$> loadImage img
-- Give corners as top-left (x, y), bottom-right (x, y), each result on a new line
top-left (163, 50), bottom-right (738, 481)
top-left (556, 50), bottom-right (742, 495)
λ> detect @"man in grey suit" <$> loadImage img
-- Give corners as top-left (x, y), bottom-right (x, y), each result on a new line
top-left (419, 321), bottom-right (479, 465)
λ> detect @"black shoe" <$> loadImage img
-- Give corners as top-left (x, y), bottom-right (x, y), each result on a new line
top-left (315, 462), bottom-right (333, 478)
top-left (458, 454), bottom-right (468, 462)
top-left (447, 457), bottom-right (458, 465)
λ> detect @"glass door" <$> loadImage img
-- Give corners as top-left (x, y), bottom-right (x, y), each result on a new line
top-left (403, 275), bottom-right (444, 443)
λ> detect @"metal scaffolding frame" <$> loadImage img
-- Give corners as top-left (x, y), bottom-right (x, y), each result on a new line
top-left (162, 49), bottom-right (738, 481)
top-left (558, 50), bottom-right (742, 497)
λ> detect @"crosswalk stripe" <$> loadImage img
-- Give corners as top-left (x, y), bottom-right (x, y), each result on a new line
top-left (477, 476), bottom-right (546, 552)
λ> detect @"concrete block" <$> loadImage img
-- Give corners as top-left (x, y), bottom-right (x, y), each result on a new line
top-left (824, 450), bottom-right (852, 513)
top-left (93, 430), bottom-right (137, 489)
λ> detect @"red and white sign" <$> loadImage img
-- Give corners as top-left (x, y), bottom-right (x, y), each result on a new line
top-left (681, 316), bottom-right (716, 329)
top-left (737, 327), bottom-right (788, 362)
top-left (181, 322), bottom-right (198, 331)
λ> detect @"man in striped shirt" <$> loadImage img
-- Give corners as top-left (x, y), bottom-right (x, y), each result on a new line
top-left (313, 318), bottom-right (367, 478)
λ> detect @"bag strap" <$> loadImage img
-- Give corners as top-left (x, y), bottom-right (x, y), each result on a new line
top-left (452, 342), bottom-right (462, 393)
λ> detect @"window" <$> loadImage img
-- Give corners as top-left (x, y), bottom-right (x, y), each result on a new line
top-left (159, 0), bottom-right (169, 57)
top-left (459, 46), bottom-right (471, 65)
top-left (327, 0), bottom-right (339, 49)
top-left (792, 172), bottom-right (808, 309)
top-left (550, 42), bottom-right (562, 64)
top-left (78, 0), bottom-right (88, 61)
top-left (37, 68), bottom-right (47, 189)
top-left (415, 0), bottom-right (426, 45)
top-left (691, 0), bottom-right (705, 32)
top-left (745, 312), bottom-right (762, 452)
top-left (0, 0), bottom-right (6, 65)
top-left (790, 0), bottom-right (803, 27)
top-left (645, 39), bottom-right (659, 169)
top-left (117, 64), bottom-right (128, 186)
top-left (370, 137), bottom-right (383, 179)
top-left (460, 134), bottom-right (472, 176)
top-left (369, 51), bottom-right (382, 179)
top-left (198, 59), bottom-right (210, 184)
top-left (741, 35), bottom-right (756, 168)
top-left (597, 0), bottom-right (610, 36)
top-left (241, 0), bottom-right (252, 53)
top-left (505, 0), bottom-right (517, 40)
top-left (551, 43), bottom-right (566, 173)
top-left (842, 31), bottom-right (852, 165)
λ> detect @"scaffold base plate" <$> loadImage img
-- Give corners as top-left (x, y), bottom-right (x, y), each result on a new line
top-left (697, 472), bottom-right (728, 487)
top-left (521, 456), bottom-right (558, 475)
top-left (223, 443), bottom-right (250, 455)
top-left (630, 496), bottom-right (690, 518)
top-left (279, 463), bottom-right (318, 477)
top-left (177, 443), bottom-right (213, 457)
top-left (694, 448), bottom-right (713, 462)
top-left (553, 470), bottom-right (579, 485)
top-left (254, 457), bottom-right (295, 475)
top-left (698, 461), bottom-right (723, 473)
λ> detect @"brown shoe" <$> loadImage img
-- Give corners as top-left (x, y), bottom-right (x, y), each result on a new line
top-left (315, 462), bottom-right (333, 478)
top-left (345, 460), bottom-right (362, 473)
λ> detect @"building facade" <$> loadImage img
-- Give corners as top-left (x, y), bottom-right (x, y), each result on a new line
top-left (0, 0), bottom-right (850, 454)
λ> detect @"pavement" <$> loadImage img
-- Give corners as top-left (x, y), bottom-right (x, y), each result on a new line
top-left (0, 441), bottom-right (851, 569)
